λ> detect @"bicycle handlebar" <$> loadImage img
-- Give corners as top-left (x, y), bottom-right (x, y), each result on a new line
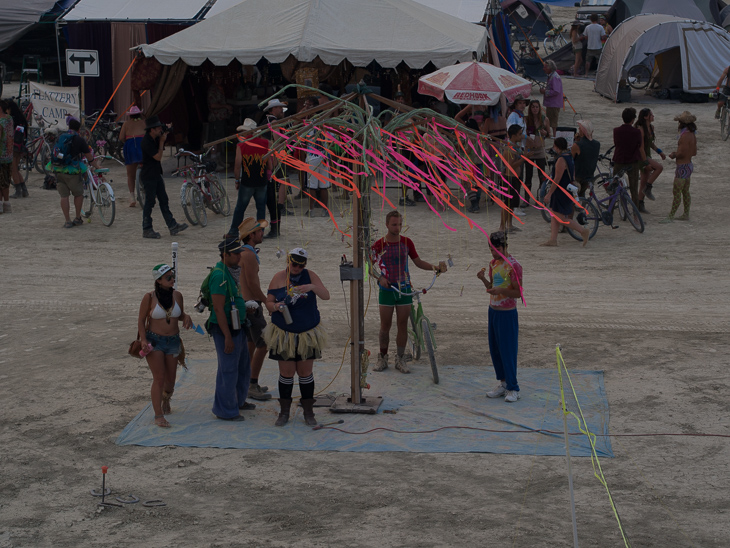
top-left (385, 272), bottom-right (440, 297)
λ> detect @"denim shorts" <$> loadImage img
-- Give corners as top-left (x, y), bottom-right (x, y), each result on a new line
top-left (146, 331), bottom-right (181, 356)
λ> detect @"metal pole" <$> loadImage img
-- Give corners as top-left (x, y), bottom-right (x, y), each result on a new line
top-left (55, 21), bottom-right (63, 87)
top-left (349, 174), bottom-right (363, 404)
top-left (560, 355), bottom-right (580, 548)
top-left (171, 242), bottom-right (179, 290)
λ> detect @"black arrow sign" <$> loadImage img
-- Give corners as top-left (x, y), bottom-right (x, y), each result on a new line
top-left (69, 54), bottom-right (97, 74)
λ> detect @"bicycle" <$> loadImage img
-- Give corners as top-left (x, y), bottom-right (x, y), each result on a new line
top-left (175, 148), bottom-right (231, 227)
top-left (18, 113), bottom-right (58, 182)
top-left (711, 91), bottom-right (730, 141)
top-left (80, 156), bottom-right (116, 226)
top-left (627, 55), bottom-right (655, 90)
top-left (543, 24), bottom-right (568, 54)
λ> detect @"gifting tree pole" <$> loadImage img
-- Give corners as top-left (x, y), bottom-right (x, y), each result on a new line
top-left (349, 173), bottom-right (364, 405)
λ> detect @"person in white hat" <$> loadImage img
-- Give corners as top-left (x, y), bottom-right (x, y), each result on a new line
top-left (263, 247), bottom-right (329, 427)
top-left (660, 111), bottom-right (697, 223)
top-left (263, 99), bottom-right (288, 124)
top-left (262, 98), bottom-right (291, 238)
top-left (227, 119), bottom-right (272, 237)
top-left (119, 105), bottom-right (145, 207)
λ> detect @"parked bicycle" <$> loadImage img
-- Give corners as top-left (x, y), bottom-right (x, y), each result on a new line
top-left (543, 24), bottom-right (568, 54)
top-left (80, 156), bottom-right (116, 226)
top-left (83, 111), bottom-right (123, 161)
top-left (711, 91), bottom-right (730, 141)
top-left (175, 148), bottom-right (230, 227)
top-left (18, 113), bottom-right (59, 182)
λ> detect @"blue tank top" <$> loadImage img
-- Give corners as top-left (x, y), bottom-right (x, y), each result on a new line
top-left (553, 152), bottom-right (575, 189)
top-left (268, 269), bottom-right (320, 333)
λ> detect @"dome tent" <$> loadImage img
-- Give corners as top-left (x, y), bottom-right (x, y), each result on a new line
top-left (594, 13), bottom-right (730, 101)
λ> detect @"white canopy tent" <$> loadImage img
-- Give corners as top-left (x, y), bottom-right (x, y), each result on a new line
top-left (595, 14), bottom-right (730, 101)
top-left (411, 0), bottom-right (489, 23)
top-left (62, 0), bottom-right (211, 22)
top-left (0, 0), bottom-right (57, 51)
top-left (138, 0), bottom-right (489, 68)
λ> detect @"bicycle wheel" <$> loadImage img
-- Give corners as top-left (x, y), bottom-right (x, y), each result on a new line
top-left (180, 182), bottom-right (199, 226)
top-left (722, 108), bottom-right (730, 142)
top-left (620, 193), bottom-right (644, 233)
top-left (538, 180), bottom-right (552, 223)
top-left (18, 150), bottom-right (32, 184)
top-left (192, 186), bottom-right (207, 227)
top-left (567, 197), bottom-right (600, 241)
top-left (208, 175), bottom-right (230, 216)
top-left (135, 166), bottom-right (146, 209)
top-left (407, 311), bottom-right (422, 362)
top-left (421, 317), bottom-right (438, 384)
top-left (627, 64), bottom-right (651, 90)
top-left (81, 177), bottom-right (93, 219)
top-left (96, 182), bottom-right (116, 226)
top-left (39, 142), bottom-right (52, 175)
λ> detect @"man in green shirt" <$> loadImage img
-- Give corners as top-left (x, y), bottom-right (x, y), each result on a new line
top-left (208, 236), bottom-right (253, 421)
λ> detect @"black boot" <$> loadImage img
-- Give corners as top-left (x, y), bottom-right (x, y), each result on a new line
top-left (638, 200), bottom-right (649, 214)
top-left (264, 220), bottom-right (280, 239)
top-left (300, 398), bottom-right (318, 427)
top-left (278, 203), bottom-right (294, 217)
top-left (275, 398), bottom-right (292, 427)
top-left (20, 183), bottom-right (29, 197)
top-left (10, 184), bottom-right (22, 199)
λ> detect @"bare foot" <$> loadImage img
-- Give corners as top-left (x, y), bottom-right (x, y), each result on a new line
top-left (129, 201), bottom-right (137, 208)
top-left (582, 228), bottom-right (589, 247)
top-left (540, 240), bottom-right (558, 247)
top-left (154, 414), bottom-right (171, 428)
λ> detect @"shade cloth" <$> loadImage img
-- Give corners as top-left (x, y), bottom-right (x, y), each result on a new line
top-left (0, 0), bottom-right (57, 51)
top-left (595, 14), bottom-right (730, 100)
top-left (138, 0), bottom-right (489, 69)
top-left (117, 359), bottom-right (614, 457)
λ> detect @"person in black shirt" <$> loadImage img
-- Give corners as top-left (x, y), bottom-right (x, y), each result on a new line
top-left (140, 116), bottom-right (187, 239)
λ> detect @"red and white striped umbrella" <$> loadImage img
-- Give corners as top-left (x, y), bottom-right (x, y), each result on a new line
top-left (418, 61), bottom-right (532, 106)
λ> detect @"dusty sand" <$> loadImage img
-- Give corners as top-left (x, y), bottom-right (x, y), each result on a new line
top-left (1, 52), bottom-right (729, 546)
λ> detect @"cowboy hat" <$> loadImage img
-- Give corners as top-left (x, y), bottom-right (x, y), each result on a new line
top-left (510, 94), bottom-right (528, 110)
top-left (218, 236), bottom-right (244, 254)
top-left (128, 105), bottom-right (142, 115)
top-left (263, 99), bottom-right (288, 112)
top-left (238, 217), bottom-right (269, 240)
top-left (577, 119), bottom-right (594, 139)
top-left (674, 111), bottom-right (696, 124)
top-left (236, 118), bottom-right (258, 133)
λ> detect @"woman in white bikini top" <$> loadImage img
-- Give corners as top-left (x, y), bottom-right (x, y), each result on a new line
top-left (137, 264), bottom-right (192, 428)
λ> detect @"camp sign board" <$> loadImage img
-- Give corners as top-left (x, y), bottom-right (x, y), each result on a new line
top-left (29, 81), bottom-right (81, 128)
top-left (66, 49), bottom-right (99, 78)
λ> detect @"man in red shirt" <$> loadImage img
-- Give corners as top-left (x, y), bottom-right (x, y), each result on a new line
top-left (370, 211), bottom-right (446, 373)
top-left (227, 119), bottom-right (272, 237)
top-left (612, 107), bottom-right (645, 205)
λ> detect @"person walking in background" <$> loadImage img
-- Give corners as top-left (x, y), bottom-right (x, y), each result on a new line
top-left (635, 108), bottom-right (666, 211)
top-left (612, 107), bottom-right (644, 206)
top-left (262, 98), bottom-right (289, 238)
top-left (137, 264), bottom-right (192, 428)
top-left (540, 61), bottom-right (563, 136)
top-left (140, 116), bottom-right (188, 239)
top-left (660, 112), bottom-right (697, 223)
top-left (501, 125), bottom-right (525, 233)
top-left (6, 99), bottom-right (28, 199)
top-left (570, 21), bottom-right (584, 77)
top-left (0, 100), bottom-right (14, 214)
top-left (583, 14), bottom-right (605, 75)
top-left (571, 119), bottom-right (600, 197)
top-left (264, 248), bottom-right (329, 427)
top-left (477, 231), bottom-right (523, 403)
top-left (119, 105), bottom-right (146, 207)
top-left (523, 100), bottom-right (550, 209)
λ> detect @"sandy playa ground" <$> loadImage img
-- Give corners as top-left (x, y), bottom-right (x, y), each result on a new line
top-left (2, 73), bottom-right (730, 547)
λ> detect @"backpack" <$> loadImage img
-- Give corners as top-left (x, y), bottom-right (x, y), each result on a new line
top-left (52, 132), bottom-right (76, 166)
top-left (195, 264), bottom-right (230, 313)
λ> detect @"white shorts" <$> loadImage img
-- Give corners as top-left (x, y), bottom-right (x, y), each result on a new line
top-left (306, 159), bottom-right (331, 189)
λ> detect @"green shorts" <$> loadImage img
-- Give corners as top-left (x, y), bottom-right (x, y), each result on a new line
top-left (378, 283), bottom-right (413, 307)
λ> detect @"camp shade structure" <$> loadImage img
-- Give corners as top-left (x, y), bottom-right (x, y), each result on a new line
top-left (594, 13), bottom-right (730, 101)
top-left (137, 0), bottom-right (488, 69)
top-left (606, 0), bottom-right (725, 26)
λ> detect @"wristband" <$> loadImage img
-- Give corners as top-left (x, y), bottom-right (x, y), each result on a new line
top-left (656, 148), bottom-right (662, 154)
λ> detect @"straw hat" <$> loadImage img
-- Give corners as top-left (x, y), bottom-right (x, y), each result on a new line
top-left (238, 217), bottom-right (269, 239)
top-left (674, 111), bottom-right (696, 124)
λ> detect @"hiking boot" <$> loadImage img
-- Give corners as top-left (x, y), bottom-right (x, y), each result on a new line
top-left (486, 382), bottom-right (507, 398)
top-left (264, 222), bottom-right (280, 239)
top-left (169, 222), bottom-right (188, 235)
top-left (239, 401), bottom-right (256, 410)
top-left (504, 390), bottom-right (521, 403)
top-left (399, 197), bottom-right (416, 207)
top-left (143, 228), bottom-right (162, 239)
top-left (373, 353), bottom-right (388, 372)
top-left (20, 183), bottom-right (29, 197)
top-left (644, 184), bottom-right (655, 201)
top-left (394, 355), bottom-right (410, 374)
top-left (467, 205), bottom-right (480, 213)
top-left (638, 200), bottom-right (649, 214)
top-left (249, 383), bottom-right (272, 401)
top-left (10, 185), bottom-right (22, 199)
top-left (300, 398), bottom-right (318, 426)
top-left (275, 398), bottom-right (292, 427)
top-left (2, 202), bottom-right (11, 213)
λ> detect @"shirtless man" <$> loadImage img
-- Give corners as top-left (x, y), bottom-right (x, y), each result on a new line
top-left (371, 211), bottom-right (447, 373)
top-left (237, 217), bottom-right (272, 400)
top-left (714, 66), bottom-right (730, 119)
top-left (660, 111), bottom-right (697, 223)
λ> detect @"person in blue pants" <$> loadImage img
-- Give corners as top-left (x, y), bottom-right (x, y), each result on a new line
top-left (477, 231), bottom-right (523, 402)
top-left (207, 236), bottom-right (254, 420)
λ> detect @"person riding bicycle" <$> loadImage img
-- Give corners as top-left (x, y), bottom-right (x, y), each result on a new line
top-left (714, 66), bottom-right (730, 119)
top-left (371, 210), bottom-right (447, 374)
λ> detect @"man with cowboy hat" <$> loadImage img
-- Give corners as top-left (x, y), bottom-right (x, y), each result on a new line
top-left (660, 111), bottom-right (697, 223)
top-left (227, 119), bottom-right (272, 238)
top-left (263, 99), bottom-right (288, 125)
top-left (507, 95), bottom-right (527, 137)
top-left (140, 116), bottom-right (187, 239)
top-left (237, 217), bottom-right (273, 400)
top-left (262, 99), bottom-right (290, 238)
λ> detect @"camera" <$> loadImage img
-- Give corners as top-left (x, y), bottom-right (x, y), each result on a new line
top-left (162, 123), bottom-right (173, 134)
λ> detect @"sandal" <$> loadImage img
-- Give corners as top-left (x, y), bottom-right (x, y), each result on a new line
top-left (63, 221), bottom-right (75, 228)
top-left (72, 217), bottom-right (84, 226)
top-left (154, 414), bottom-right (171, 428)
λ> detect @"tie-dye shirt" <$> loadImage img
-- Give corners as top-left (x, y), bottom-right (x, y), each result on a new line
top-left (488, 255), bottom-right (523, 309)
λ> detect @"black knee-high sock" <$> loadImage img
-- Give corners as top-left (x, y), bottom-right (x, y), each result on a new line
top-left (299, 374), bottom-right (314, 400)
top-left (279, 375), bottom-right (294, 399)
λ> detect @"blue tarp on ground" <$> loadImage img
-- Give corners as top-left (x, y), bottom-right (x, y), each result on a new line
top-left (117, 360), bottom-right (613, 457)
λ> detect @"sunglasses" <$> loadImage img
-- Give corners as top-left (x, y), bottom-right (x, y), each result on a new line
top-left (163, 274), bottom-right (175, 281)
top-left (290, 261), bottom-right (306, 268)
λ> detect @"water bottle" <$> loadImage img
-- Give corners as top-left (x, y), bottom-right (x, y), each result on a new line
top-left (230, 303), bottom-right (241, 330)
top-left (139, 343), bottom-right (154, 357)
top-left (279, 304), bottom-right (293, 325)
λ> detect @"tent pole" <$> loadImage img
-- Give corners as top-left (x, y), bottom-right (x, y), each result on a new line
top-left (350, 173), bottom-right (363, 405)
top-left (56, 21), bottom-right (63, 87)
